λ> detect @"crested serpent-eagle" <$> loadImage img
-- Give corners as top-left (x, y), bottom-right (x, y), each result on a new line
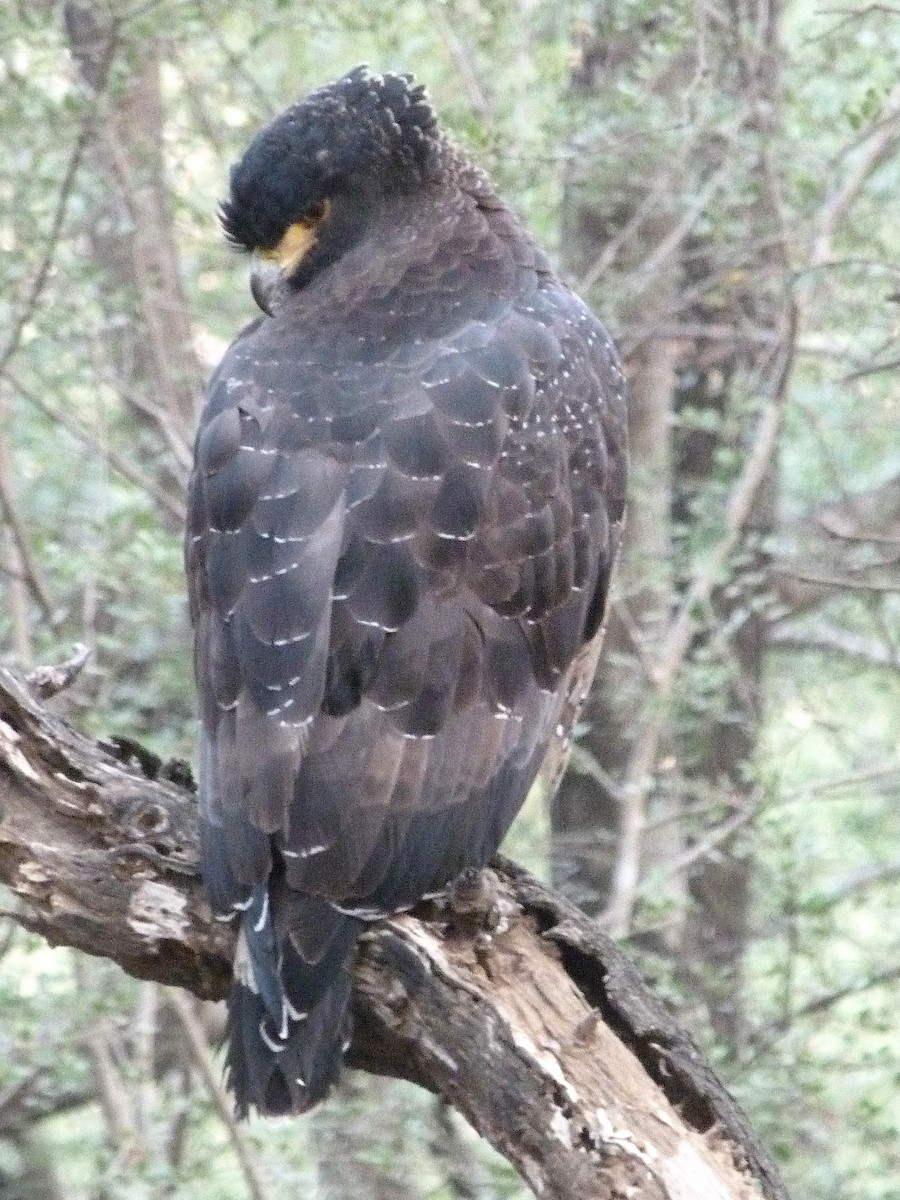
top-left (186, 66), bottom-right (628, 1116)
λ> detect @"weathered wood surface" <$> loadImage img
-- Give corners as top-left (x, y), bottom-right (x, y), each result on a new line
top-left (0, 665), bottom-right (789, 1199)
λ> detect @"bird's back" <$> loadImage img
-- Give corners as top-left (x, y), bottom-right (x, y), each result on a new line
top-left (187, 68), bottom-right (627, 1115)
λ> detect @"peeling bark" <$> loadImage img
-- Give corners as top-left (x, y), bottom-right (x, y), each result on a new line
top-left (0, 666), bottom-right (788, 1199)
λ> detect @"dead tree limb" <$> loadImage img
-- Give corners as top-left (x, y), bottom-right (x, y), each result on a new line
top-left (0, 665), bottom-right (789, 1200)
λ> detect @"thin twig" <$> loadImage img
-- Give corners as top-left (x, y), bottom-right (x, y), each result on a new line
top-left (811, 5), bottom-right (900, 42)
top-left (820, 859), bottom-right (900, 905)
top-left (0, 390), bottom-right (58, 626)
top-left (134, 982), bottom-right (159, 1133)
top-left (631, 158), bottom-right (735, 293)
top-left (779, 762), bottom-right (900, 805)
top-left (843, 351), bottom-right (900, 382)
top-left (773, 565), bottom-right (899, 593)
top-left (576, 166), bottom-right (677, 293)
top-left (167, 991), bottom-right (273, 1200)
top-left (0, 110), bottom-right (97, 380)
top-left (809, 81), bottom-right (900, 269)
top-left (7, 370), bottom-right (186, 524)
top-left (427, 1098), bottom-right (492, 1200)
top-left (191, 0), bottom-right (280, 118)
top-left (620, 320), bottom-right (858, 363)
top-left (747, 963), bottom-right (900, 1062)
top-left (769, 624), bottom-right (899, 668)
top-left (604, 304), bottom-right (797, 937)
top-left (637, 798), bottom-right (759, 896)
top-left (426, 1), bottom-right (494, 121)
top-left (88, 1018), bottom-right (140, 1146)
top-left (791, 964), bottom-right (900, 1021)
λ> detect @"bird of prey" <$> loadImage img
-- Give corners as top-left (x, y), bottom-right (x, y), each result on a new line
top-left (186, 66), bottom-right (628, 1116)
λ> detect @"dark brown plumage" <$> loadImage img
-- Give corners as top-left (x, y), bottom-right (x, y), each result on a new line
top-left (186, 66), bottom-right (628, 1116)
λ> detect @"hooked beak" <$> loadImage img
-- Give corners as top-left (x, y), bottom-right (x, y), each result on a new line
top-left (247, 215), bottom-right (326, 315)
top-left (250, 256), bottom-right (281, 316)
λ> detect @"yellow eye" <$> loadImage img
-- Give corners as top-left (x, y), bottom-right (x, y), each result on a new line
top-left (260, 200), bottom-right (331, 268)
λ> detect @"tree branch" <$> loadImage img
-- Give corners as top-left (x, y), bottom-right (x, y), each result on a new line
top-left (0, 665), bottom-right (789, 1199)
top-left (769, 623), bottom-right (899, 669)
top-left (0, 96), bottom-right (101, 381)
top-left (6, 370), bottom-right (188, 526)
top-left (809, 81), bottom-right (900, 270)
top-left (0, 390), bottom-right (59, 630)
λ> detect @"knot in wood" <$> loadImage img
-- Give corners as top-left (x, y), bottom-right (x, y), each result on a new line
top-left (445, 867), bottom-right (501, 933)
top-left (124, 800), bottom-right (170, 840)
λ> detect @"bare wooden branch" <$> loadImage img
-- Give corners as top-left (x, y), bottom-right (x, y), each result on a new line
top-left (25, 644), bottom-right (91, 700)
top-left (0, 665), bottom-right (789, 1199)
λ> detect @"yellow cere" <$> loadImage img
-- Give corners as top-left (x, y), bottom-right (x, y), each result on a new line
top-left (261, 202), bottom-right (330, 270)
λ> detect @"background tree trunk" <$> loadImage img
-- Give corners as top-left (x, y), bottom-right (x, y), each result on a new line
top-left (65, 1), bottom-right (199, 513)
top-left (552, 6), bottom-right (787, 1061)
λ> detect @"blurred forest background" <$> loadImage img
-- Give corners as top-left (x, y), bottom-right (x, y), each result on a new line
top-left (1, 0), bottom-right (898, 1197)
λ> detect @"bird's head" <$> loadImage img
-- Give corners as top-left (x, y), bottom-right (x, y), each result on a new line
top-left (219, 67), bottom-right (443, 311)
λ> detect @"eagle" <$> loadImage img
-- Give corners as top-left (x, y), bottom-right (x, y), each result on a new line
top-left (186, 66), bottom-right (628, 1116)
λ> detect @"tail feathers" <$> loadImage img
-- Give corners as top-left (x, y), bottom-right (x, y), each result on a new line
top-left (224, 973), bottom-right (353, 1116)
top-left (224, 890), bottom-right (361, 1117)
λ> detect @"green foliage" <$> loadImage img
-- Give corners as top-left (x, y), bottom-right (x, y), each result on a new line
top-left (0, 0), bottom-right (897, 1197)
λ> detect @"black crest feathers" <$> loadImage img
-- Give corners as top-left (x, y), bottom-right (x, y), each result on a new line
top-left (219, 66), bottom-right (441, 253)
